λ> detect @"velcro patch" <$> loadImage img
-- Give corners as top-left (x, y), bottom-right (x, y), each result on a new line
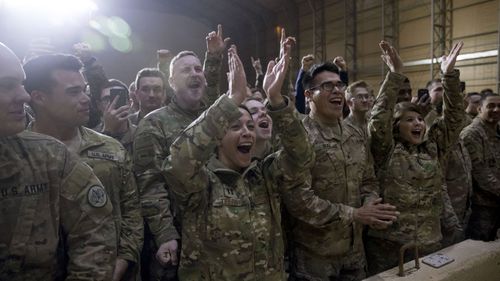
top-left (87, 150), bottom-right (117, 161)
top-left (87, 185), bottom-right (107, 208)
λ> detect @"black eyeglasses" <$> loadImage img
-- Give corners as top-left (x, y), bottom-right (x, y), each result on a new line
top-left (309, 81), bottom-right (347, 93)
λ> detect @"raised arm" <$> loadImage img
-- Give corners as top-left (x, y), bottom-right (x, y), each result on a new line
top-left (163, 45), bottom-right (249, 203)
top-left (203, 24), bottom-right (229, 106)
top-left (369, 41), bottom-right (406, 169)
top-left (427, 42), bottom-right (466, 158)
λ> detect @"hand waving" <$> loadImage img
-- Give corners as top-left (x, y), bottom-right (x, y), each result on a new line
top-left (440, 41), bottom-right (464, 74)
top-left (379, 41), bottom-right (403, 74)
top-left (264, 37), bottom-right (293, 107)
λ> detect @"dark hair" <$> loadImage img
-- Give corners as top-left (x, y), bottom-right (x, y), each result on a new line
top-left (169, 50), bottom-right (199, 77)
top-left (479, 92), bottom-right (500, 105)
top-left (425, 78), bottom-right (441, 90)
top-left (392, 102), bottom-right (424, 137)
top-left (302, 62), bottom-right (340, 90)
top-left (238, 104), bottom-right (253, 119)
top-left (134, 68), bottom-right (165, 91)
top-left (480, 88), bottom-right (494, 96)
top-left (465, 92), bottom-right (480, 99)
top-left (23, 53), bottom-right (83, 94)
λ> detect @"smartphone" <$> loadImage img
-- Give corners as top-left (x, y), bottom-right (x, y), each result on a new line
top-left (417, 88), bottom-right (429, 100)
top-left (460, 81), bottom-right (466, 93)
top-left (422, 253), bottom-right (454, 268)
top-left (109, 88), bottom-right (128, 108)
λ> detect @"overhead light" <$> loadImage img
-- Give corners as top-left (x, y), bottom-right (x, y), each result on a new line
top-left (404, 49), bottom-right (498, 67)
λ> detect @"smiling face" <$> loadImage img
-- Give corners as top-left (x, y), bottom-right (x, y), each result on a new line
top-left (397, 111), bottom-right (426, 145)
top-left (244, 99), bottom-right (272, 141)
top-left (0, 44), bottom-right (31, 137)
top-left (218, 108), bottom-right (256, 171)
top-left (478, 95), bottom-right (500, 125)
top-left (347, 87), bottom-right (374, 114)
top-left (305, 71), bottom-right (345, 122)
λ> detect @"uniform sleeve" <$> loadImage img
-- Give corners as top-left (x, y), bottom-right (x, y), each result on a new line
top-left (267, 98), bottom-right (355, 226)
top-left (117, 151), bottom-right (144, 263)
top-left (360, 150), bottom-right (380, 204)
top-left (202, 51), bottom-right (223, 107)
top-left (60, 155), bottom-right (117, 281)
top-left (427, 69), bottom-right (466, 158)
top-left (163, 95), bottom-right (241, 205)
top-left (133, 119), bottom-right (180, 247)
top-left (461, 128), bottom-right (500, 198)
top-left (368, 72), bottom-right (406, 170)
top-left (441, 182), bottom-right (461, 230)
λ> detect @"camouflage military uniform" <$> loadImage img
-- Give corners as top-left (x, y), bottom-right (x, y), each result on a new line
top-left (460, 117), bottom-right (500, 241)
top-left (163, 95), bottom-right (349, 281)
top-left (77, 127), bottom-right (143, 274)
top-left (133, 51), bottom-right (223, 279)
top-left (367, 71), bottom-right (464, 274)
top-left (287, 114), bottom-right (378, 281)
top-left (0, 131), bottom-right (116, 280)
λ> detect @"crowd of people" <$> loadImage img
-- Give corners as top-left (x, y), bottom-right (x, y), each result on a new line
top-left (1, 23), bottom-right (499, 281)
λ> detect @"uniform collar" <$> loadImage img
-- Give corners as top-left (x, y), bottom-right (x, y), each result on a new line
top-left (78, 126), bottom-right (106, 153)
top-left (207, 155), bottom-right (258, 186)
top-left (304, 115), bottom-right (343, 141)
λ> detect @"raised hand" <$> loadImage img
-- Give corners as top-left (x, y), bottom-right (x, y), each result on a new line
top-left (440, 41), bottom-right (464, 74)
top-left (301, 54), bottom-right (315, 72)
top-left (251, 56), bottom-right (263, 75)
top-left (206, 24), bottom-right (230, 54)
top-left (227, 45), bottom-right (249, 105)
top-left (263, 37), bottom-right (293, 107)
top-left (333, 56), bottom-right (347, 71)
top-left (279, 28), bottom-right (296, 60)
top-left (379, 40), bottom-right (403, 74)
top-left (157, 49), bottom-right (173, 64)
top-left (73, 42), bottom-right (92, 64)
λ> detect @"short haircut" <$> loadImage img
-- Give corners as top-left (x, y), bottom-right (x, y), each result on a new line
top-left (479, 92), bottom-right (500, 105)
top-left (480, 88), bottom-right (494, 96)
top-left (23, 53), bottom-right (82, 94)
top-left (426, 78), bottom-right (441, 90)
top-left (134, 68), bottom-right (165, 91)
top-left (169, 50), bottom-right (199, 77)
top-left (465, 92), bottom-right (480, 99)
top-left (345, 80), bottom-right (373, 100)
top-left (302, 62), bottom-right (340, 90)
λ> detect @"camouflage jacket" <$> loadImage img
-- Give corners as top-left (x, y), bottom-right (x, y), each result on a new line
top-left (133, 51), bottom-right (223, 246)
top-left (460, 117), bottom-right (500, 207)
top-left (163, 95), bottom-right (344, 281)
top-left (93, 120), bottom-right (137, 154)
top-left (368, 71), bottom-right (464, 245)
top-left (77, 127), bottom-right (143, 263)
top-left (0, 131), bottom-right (116, 280)
top-left (292, 115), bottom-right (379, 257)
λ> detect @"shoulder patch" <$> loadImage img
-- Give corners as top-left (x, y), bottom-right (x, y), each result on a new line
top-left (87, 185), bottom-right (108, 208)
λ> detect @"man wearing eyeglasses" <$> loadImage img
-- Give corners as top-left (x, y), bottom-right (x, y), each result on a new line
top-left (343, 80), bottom-right (375, 144)
top-left (287, 62), bottom-right (398, 281)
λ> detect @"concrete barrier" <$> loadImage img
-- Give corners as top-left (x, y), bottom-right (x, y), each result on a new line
top-left (364, 239), bottom-right (500, 281)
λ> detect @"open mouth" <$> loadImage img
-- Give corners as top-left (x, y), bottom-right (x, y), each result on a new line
top-left (237, 142), bottom-right (252, 154)
top-left (329, 97), bottom-right (343, 105)
top-left (258, 119), bottom-right (270, 129)
top-left (187, 80), bottom-right (202, 89)
top-left (411, 128), bottom-right (422, 138)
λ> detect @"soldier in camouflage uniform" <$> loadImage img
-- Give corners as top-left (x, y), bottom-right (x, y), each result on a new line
top-left (460, 93), bottom-right (500, 241)
top-left (288, 62), bottom-right (398, 281)
top-left (343, 80), bottom-right (375, 145)
top-left (366, 41), bottom-right (464, 275)
top-left (163, 43), bottom-right (363, 281)
top-left (23, 53), bottom-right (143, 280)
top-left (0, 42), bottom-right (117, 280)
top-left (133, 25), bottom-right (228, 280)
